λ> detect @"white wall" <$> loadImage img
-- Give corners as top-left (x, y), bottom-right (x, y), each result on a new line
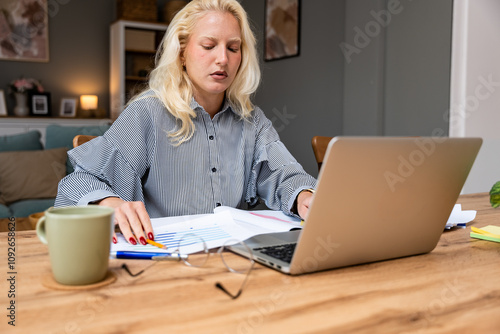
top-left (451, 0), bottom-right (500, 193)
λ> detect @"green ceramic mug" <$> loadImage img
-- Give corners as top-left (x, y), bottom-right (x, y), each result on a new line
top-left (36, 206), bottom-right (115, 285)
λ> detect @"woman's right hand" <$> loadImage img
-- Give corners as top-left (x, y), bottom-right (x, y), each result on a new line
top-left (98, 197), bottom-right (154, 246)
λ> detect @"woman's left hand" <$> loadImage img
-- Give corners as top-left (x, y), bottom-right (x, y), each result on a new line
top-left (297, 190), bottom-right (314, 220)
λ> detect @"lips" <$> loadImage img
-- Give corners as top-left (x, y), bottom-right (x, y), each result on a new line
top-left (210, 71), bottom-right (228, 80)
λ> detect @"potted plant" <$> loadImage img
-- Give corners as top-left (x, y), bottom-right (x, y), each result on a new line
top-left (489, 181), bottom-right (500, 207)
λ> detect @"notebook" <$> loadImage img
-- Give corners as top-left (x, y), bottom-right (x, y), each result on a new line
top-left (229, 136), bottom-right (482, 275)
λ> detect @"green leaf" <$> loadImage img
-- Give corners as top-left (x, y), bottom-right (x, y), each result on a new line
top-left (489, 181), bottom-right (500, 208)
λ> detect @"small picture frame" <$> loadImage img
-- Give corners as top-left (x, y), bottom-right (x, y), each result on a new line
top-left (29, 92), bottom-right (51, 116)
top-left (0, 90), bottom-right (7, 116)
top-left (59, 98), bottom-right (77, 117)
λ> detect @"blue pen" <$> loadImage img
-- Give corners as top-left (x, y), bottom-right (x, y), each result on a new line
top-left (110, 251), bottom-right (188, 261)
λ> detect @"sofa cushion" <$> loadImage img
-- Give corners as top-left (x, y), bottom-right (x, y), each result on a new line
top-left (45, 124), bottom-right (111, 150)
top-left (0, 130), bottom-right (43, 152)
top-left (45, 124), bottom-right (111, 173)
top-left (0, 204), bottom-right (11, 218)
top-left (0, 147), bottom-right (68, 205)
top-left (9, 198), bottom-right (55, 218)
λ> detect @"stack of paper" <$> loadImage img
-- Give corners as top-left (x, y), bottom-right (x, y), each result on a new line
top-left (111, 207), bottom-right (302, 255)
top-left (470, 225), bottom-right (500, 243)
top-left (445, 204), bottom-right (476, 229)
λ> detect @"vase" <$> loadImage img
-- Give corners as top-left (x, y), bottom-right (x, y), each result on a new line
top-left (14, 92), bottom-right (29, 116)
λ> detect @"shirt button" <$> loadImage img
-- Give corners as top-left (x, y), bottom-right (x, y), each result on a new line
top-left (209, 135), bottom-right (214, 140)
top-left (212, 167), bottom-right (217, 173)
top-left (216, 203), bottom-right (221, 207)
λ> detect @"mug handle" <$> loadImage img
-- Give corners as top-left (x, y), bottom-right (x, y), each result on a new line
top-left (36, 216), bottom-right (48, 245)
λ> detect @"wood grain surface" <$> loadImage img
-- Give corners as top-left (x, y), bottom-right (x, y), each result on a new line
top-left (1, 193), bottom-right (499, 333)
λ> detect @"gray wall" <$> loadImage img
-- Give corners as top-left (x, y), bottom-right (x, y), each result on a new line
top-left (0, 0), bottom-right (113, 117)
top-left (343, 0), bottom-right (453, 137)
top-left (242, 0), bottom-right (345, 177)
top-left (383, 0), bottom-right (452, 136)
top-left (342, 0), bottom-right (386, 135)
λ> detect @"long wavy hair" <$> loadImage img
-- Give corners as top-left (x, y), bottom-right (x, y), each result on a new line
top-left (146, 0), bottom-right (261, 145)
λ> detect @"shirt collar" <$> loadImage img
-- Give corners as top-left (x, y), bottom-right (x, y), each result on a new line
top-left (190, 97), bottom-right (234, 116)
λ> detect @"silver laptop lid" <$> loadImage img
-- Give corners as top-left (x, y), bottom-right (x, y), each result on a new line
top-left (289, 137), bottom-right (482, 275)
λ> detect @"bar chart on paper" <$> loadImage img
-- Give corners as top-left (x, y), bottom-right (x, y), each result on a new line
top-left (154, 225), bottom-right (233, 253)
top-left (111, 211), bottom-right (256, 254)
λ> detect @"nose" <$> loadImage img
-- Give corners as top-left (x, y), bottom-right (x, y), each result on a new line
top-left (216, 48), bottom-right (228, 66)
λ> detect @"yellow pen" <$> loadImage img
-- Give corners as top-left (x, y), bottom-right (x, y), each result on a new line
top-left (146, 239), bottom-right (168, 250)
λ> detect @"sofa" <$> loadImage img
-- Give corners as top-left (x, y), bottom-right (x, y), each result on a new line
top-left (0, 124), bottom-right (110, 218)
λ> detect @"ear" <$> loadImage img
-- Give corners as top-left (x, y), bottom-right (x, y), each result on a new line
top-left (180, 51), bottom-right (186, 67)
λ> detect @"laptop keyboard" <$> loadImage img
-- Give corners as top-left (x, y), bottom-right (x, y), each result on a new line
top-left (254, 243), bottom-right (296, 264)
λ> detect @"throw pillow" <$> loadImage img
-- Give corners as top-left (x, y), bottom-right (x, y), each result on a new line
top-left (45, 124), bottom-right (111, 174)
top-left (0, 147), bottom-right (68, 205)
top-left (45, 124), bottom-right (111, 150)
top-left (0, 130), bottom-right (43, 152)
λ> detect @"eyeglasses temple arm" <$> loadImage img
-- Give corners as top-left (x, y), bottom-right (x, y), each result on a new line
top-left (215, 261), bottom-right (254, 299)
top-left (121, 263), bottom-right (145, 277)
top-left (215, 282), bottom-right (243, 299)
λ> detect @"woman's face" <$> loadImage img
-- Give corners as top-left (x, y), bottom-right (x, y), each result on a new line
top-left (182, 11), bottom-right (242, 105)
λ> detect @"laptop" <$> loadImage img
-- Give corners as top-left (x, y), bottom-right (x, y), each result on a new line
top-left (230, 136), bottom-right (482, 275)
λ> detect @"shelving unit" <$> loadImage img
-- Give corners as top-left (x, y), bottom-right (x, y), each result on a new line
top-left (110, 20), bottom-right (168, 119)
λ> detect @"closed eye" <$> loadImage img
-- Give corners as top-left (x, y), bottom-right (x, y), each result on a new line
top-left (228, 42), bottom-right (241, 53)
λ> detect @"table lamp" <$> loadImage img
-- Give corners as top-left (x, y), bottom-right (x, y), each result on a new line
top-left (80, 95), bottom-right (98, 118)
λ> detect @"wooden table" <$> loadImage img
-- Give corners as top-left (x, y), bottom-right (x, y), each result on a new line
top-left (1, 193), bottom-right (500, 333)
top-left (0, 217), bottom-right (32, 232)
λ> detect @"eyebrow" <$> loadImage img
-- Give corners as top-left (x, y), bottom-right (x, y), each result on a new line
top-left (200, 36), bottom-right (242, 44)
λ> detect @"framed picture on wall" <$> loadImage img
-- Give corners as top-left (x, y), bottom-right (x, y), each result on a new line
top-left (0, 0), bottom-right (49, 62)
top-left (265, 0), bottom-right (301, 61)
top-left (29, 92), bottom-right (51, 116)
top-left (59, 98), bottom-right (77, 117)
top-left (0, 90), bottom-right (7, 116)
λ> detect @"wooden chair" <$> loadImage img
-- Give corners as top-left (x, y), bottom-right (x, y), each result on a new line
top-left (73, 135), bottom-right (97, 148)
top-left (311, 136), bottom-right (333, 171)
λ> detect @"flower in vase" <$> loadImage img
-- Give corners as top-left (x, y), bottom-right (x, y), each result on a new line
top-left (9, 77), bottom-right (44, 94)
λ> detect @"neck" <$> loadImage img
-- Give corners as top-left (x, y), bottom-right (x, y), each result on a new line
top-left (194, 92), bottom-right (225, 118)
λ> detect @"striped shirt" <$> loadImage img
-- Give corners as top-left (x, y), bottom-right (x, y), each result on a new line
top-left (55, 93), bottom-right (317, 218)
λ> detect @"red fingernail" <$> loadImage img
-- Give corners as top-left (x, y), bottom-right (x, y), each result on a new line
top-left (113, 236), bottom-right (117, 244)
top-left (148, 233), bottom-right (154, 241)
top-left (129, 237), bottom-right (137, 245)
top-left (140, 237), bottom-right (147, 246)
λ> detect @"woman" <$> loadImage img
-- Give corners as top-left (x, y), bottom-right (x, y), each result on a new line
top-left (55, 0), bottom-right (316, 245)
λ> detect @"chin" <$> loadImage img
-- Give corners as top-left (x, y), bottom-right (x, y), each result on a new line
top-left (206, 86), bottom-right (230, 96)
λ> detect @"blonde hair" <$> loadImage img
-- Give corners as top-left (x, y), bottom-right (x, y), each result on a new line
top-left (147, 0), bottom-right (261, 145)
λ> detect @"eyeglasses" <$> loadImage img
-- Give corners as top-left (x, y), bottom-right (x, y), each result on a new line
top-left (121, 233), bottom-right (254, 299)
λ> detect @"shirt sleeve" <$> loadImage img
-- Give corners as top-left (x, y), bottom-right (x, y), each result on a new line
top-left (247, 108), bottom-right (317, 217)
top-left (54, 98), bottom-right (156, 207)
